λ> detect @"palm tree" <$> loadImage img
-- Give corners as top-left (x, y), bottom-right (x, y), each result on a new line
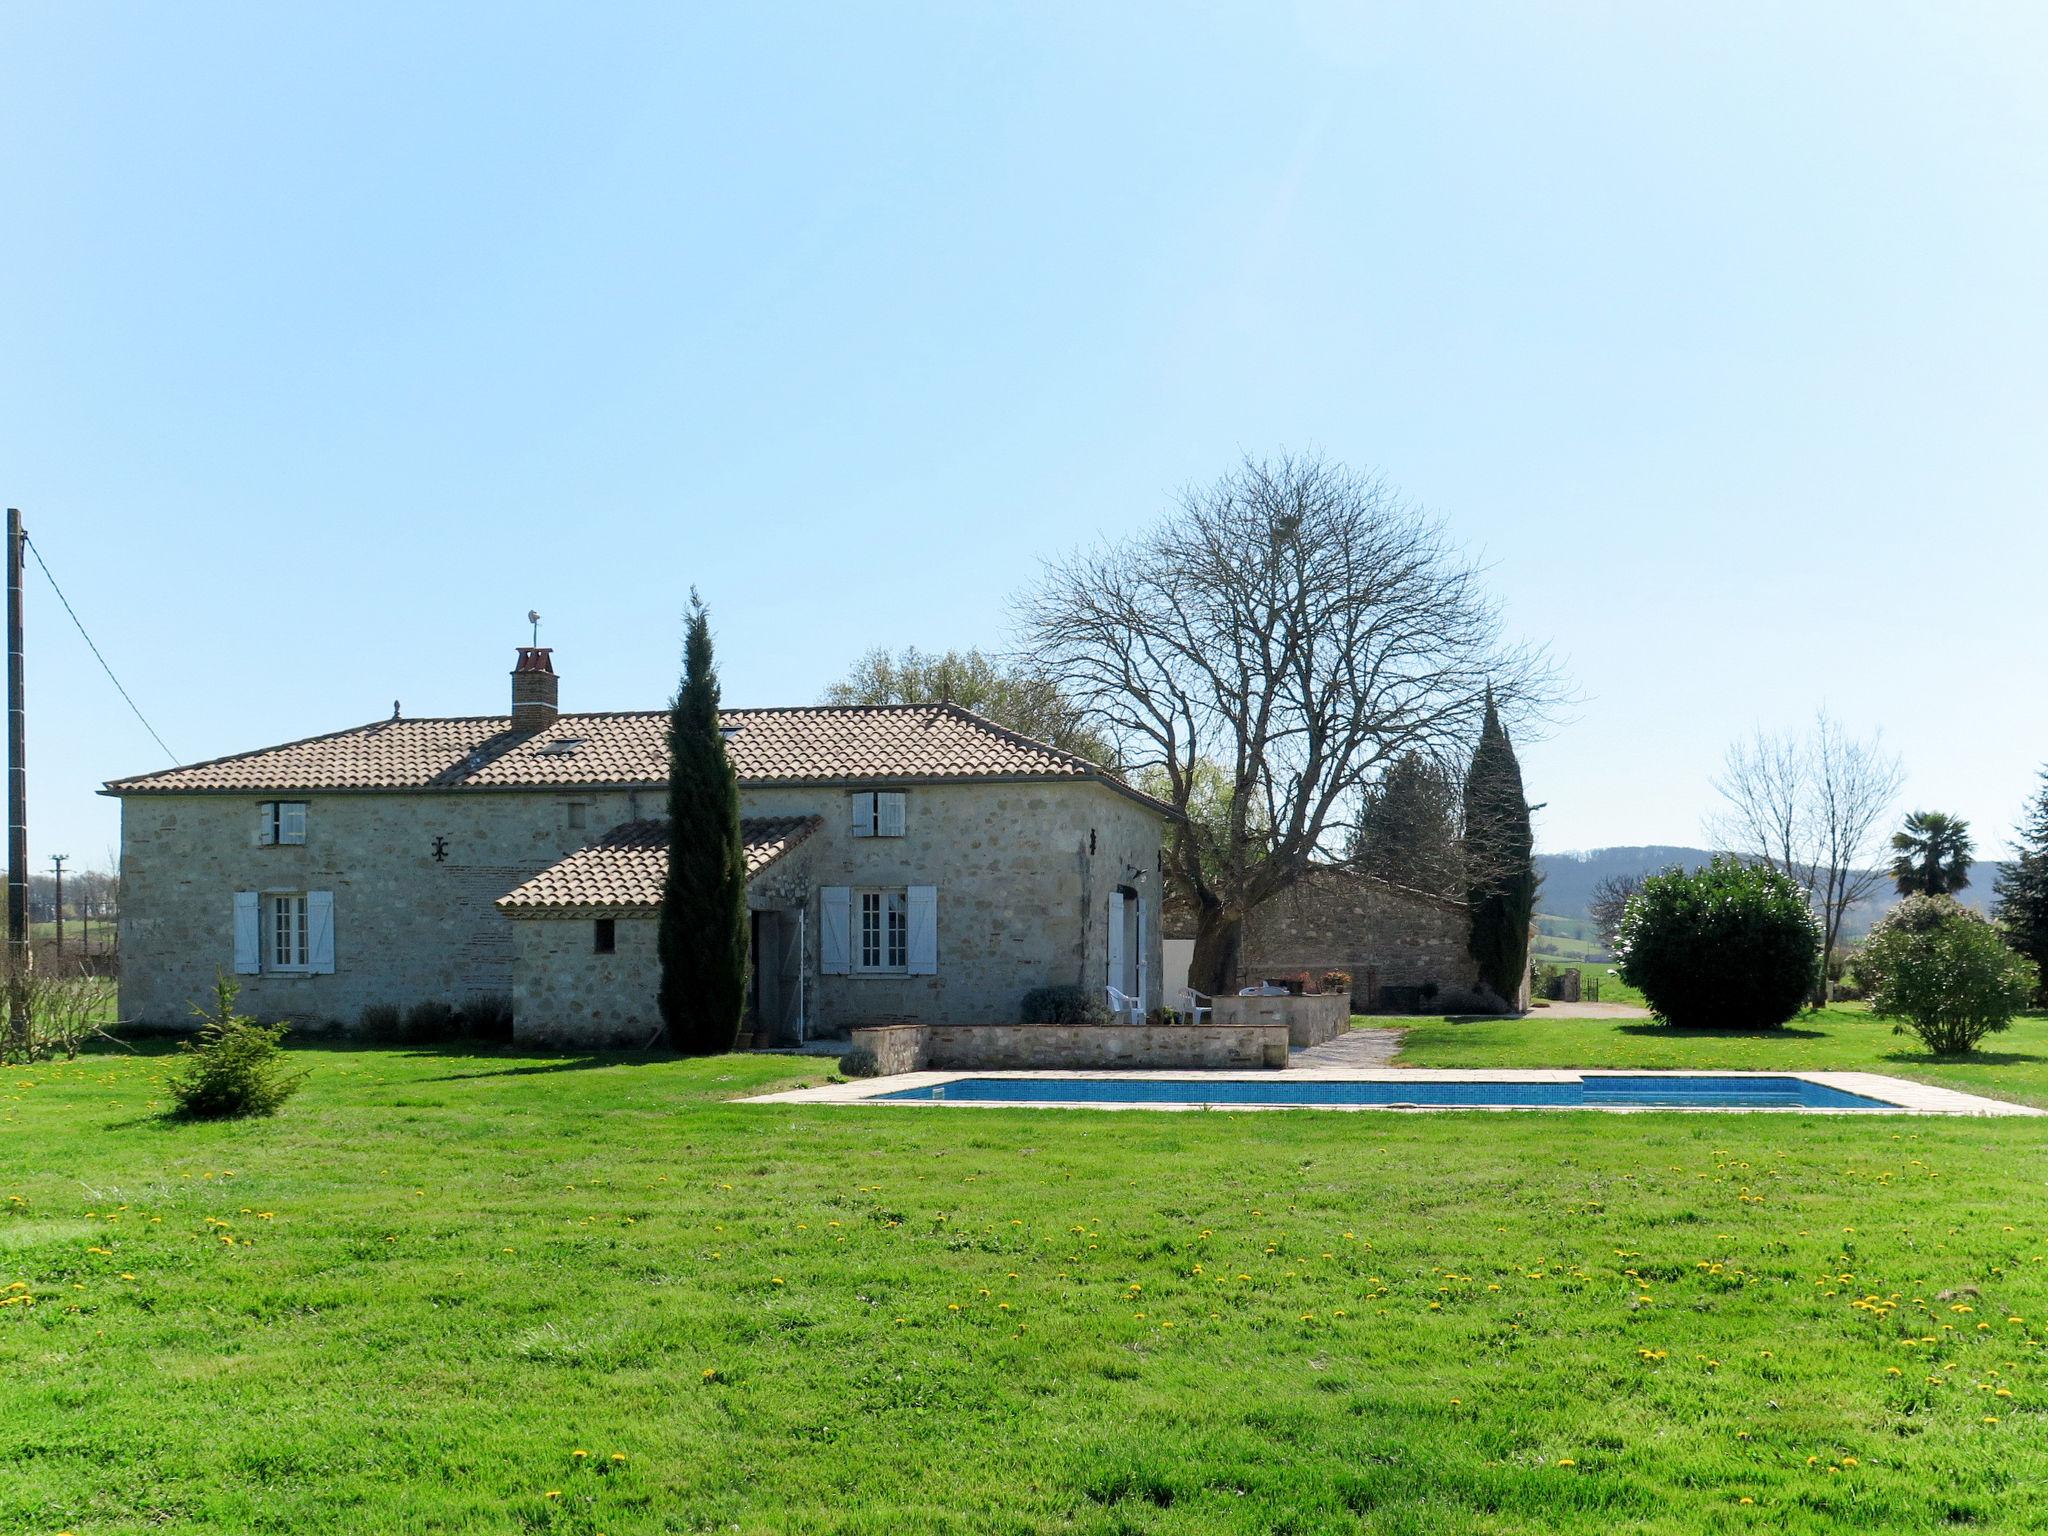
top-left (1889, 810), bottom-right (1975, 897)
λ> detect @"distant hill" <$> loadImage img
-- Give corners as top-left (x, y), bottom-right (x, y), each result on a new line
top-left (1536, 846), bottom-right (2005, 939)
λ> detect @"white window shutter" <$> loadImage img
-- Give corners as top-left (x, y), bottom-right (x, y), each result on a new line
top-left (877, 792), bottom-right (906, 838)
top-left (282, 803), bottom-right (307, 845)
top-left (232, 891), bottom-right (261, 974)
top-left (1106, 890), bottom-right (1126, 992)
top-left (820, 887), bottom-right (852, 974)
top-left (850, 793), bottom-right (875, 838)
top-left (906, 885), bottom-right (937, 974)
top-left (256, 805), bottom-right (276, 846)
top-left (307, 891), bottom-right (336, 974)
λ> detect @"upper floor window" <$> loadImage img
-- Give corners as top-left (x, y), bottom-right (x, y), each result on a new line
top-left (850, 790), bottom-right (906, 838)
top-left (258, 801), bottom-right (308, 846)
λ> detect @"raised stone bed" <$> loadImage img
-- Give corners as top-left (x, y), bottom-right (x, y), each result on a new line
top-left (1208, 992), bottom-right (1351, 1047)
top-left (849, 1020), bottom-right (1289, 1072)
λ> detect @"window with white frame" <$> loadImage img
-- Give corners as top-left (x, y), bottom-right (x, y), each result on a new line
top-left (268, 893), bottom-right (310, 971)
top-left (856, 888), bottom-right (909, 972)
top-left (849, 790), bottom-right (906, 838)
top-left (258, 801), bottom-right (308, 846)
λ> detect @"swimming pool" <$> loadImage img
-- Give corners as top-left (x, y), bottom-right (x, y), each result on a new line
top-left (875, 1074), bottom-right (1894, 1111)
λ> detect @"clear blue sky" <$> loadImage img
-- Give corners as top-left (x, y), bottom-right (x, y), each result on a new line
top-left (3, 3), bottom-right (2044, 873)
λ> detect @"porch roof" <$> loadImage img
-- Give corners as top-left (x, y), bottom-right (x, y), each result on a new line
top-left (496, 815), bottom-right (822, 917)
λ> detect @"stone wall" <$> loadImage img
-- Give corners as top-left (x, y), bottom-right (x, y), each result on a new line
top-left (850, 1020), bottom-right (1289, 1071)
top-left (511, 914), bottom-right (662, 1049)
top-left (1237, 869), bottom-right (1480, 1011)
top-left (742, 779), bottom-right (1166, 1036)
top-left (119, 776), bottom-right (1168, 1039)
top-left (1209, 991), bottom-right (1350, 1047)
top-left (117, 787), bottom-right (656, 1029)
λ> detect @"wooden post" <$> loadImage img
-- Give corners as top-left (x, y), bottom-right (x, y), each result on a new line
top-left (50, 853), bottom-right (66, 962)
top-left (6, 508), bottom-right (25, 1049)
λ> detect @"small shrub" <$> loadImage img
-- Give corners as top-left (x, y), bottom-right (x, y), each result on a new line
top-left (0, 963), bottom-right (115, 1064)
top-left (838, 1045), bottom-right (880, 1078)
top-left (1319, 970), bottom-right (1352, 995)
top-left (401, 1000), bottom-right (462, 1042)
top-left (166, 977), bottom-right (306, 1120)
top-left (1617, 857), bottom-right (1819, 1030)
top-left (460, 993), bottom-right (514, 1043)
top-left (357, 1003), bottom-right (404, 1041)
top-left (1859, 895), bottom-right (2039, 1055)
top-left (1021, 984), bottom-right (1108, 1025)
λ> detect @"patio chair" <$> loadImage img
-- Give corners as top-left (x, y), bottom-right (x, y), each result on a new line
top-left (1179, 988), bottom-right (1212, 1025)
top-left (1105, 986), bottom-right (1144, 1025)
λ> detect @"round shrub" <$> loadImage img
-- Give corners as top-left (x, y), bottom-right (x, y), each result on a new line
top-left (1615, 856), bottom-right (1819, 1029)
top-left (1857, 895), bottom-right (2039, 1055)
top-left (838, 1045), bottom-right (880, 1079)
top-left (1019, 984), bottom-right (1108, 1025)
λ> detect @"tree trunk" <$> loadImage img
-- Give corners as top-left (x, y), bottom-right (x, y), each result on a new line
top-left (1188, 898), bottom-right (1245, 997)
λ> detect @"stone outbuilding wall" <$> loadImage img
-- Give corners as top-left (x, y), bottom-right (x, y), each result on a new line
top-left (1235, 869), bottom-right (1483, 1010)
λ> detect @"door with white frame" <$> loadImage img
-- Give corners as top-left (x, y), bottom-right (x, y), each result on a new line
top-left (1107, 885), bottom-right (1146, 1019)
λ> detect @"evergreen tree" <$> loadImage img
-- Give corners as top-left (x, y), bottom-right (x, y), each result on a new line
top-left (1353, 752), bottom-right (1462, 896)
top-left (1889, 810), bottom-right (1975, 896)
top-left (658, 595), bottom-right (749, 1053)
top-left (1462, 691), bottom-right (1536, 1004)
top-left (1995, 768), bottom-right (2048, 1004)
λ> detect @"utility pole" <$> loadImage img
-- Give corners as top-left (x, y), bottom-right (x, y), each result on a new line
top-left (50, 853), bottom-right (66, 961)
top-left (6, 508), bottom-right (24, 1049)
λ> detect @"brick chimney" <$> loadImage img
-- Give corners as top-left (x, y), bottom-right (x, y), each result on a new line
top-left (511, 647), bottom-right (558, 731)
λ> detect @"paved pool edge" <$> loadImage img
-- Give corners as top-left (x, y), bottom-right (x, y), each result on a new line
top-left (744, 1068), bottom-right (2045, 1116)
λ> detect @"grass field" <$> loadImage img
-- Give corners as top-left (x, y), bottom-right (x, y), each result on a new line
top-left (1400, 1007), bottom-right (2048, 1109)
top-left (4, 1041), bottom-right (2048, 1533)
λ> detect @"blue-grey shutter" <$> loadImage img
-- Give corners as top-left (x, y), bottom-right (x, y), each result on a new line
top-left (850, 793), bottom-right (875, 838)
top-left (820, 887), bottom-right (852, 974)
top-left (906, 885), bottom-right (937, 975)
top-left (877, 792), bottom-right (906, 838)
top-left (307, 891), bottom-right (335, 974)
top-left (233, 891), bottom-right (262, 974)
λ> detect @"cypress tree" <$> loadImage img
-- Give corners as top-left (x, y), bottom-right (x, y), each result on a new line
top-left (1995, 768), bottom-right (2048, 1004)
top-left (658, 595), bottom-right (749, 1053)
top-left (1462, 690), bottom-right (1536, 1005)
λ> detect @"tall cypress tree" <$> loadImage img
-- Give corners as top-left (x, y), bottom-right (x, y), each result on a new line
top-left (1995, 768), bottom-right (2048, 1005)
top-left (658, 595), bottom-right (749, 1053)
top-left (1462, 690), bottom-right (1536, 1006)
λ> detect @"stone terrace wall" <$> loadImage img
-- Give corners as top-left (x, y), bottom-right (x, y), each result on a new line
top-left (1210, 991), bottom-right (1350, 1047)
top-left (1238, 870), bottom-right (1478, 1010)
top-left (850, 1021), bottom-right (1290, 1071)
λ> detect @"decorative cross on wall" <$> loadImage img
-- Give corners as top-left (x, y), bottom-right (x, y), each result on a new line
top-left (431, 836), bottom-right (449, 863)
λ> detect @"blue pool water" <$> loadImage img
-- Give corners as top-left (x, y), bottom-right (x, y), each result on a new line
top-left (877, 1074), bottom-right (1892, 1110)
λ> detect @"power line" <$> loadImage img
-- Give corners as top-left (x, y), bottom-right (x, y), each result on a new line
top-left (21, 532), bottom-right (178, 763)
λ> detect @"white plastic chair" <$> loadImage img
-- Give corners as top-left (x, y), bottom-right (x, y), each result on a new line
top-left (1179, 988), bottom-right (1212, 1025)
top-left (1105, 986), bottom-right (1143, 1025)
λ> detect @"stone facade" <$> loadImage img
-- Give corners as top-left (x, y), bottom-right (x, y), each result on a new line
top-left (1235, 869), bottom-right (1483, 1010)
top-left (120, 777), bottom-right (1167, 1045)
top-left (118, 787), bottom-right (657, 1030)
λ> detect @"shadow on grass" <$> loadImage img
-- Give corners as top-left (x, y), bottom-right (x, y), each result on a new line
top-left (1878, 1049), bottom-right (2048, 1068)
top-left (1615, 1022), bottom-right (1829, 1041)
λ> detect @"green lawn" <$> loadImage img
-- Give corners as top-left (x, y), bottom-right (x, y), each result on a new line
top-left (1400, 1007), bottom-right (2048, 1109)
top-left (3, 1044), bottom-right (2047, 1532)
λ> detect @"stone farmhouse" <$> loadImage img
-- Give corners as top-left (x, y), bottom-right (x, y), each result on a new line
top-left (106, 649), bottom-right (1170, 1046)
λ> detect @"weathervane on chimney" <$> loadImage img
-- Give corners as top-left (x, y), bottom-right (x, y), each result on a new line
top-left (528, 609), bottom-right (541, 647)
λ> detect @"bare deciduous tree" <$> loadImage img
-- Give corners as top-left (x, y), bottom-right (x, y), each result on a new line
top-left (1708, 712), bottom-right (1903, 1003)
top-left (1021, 452), bottom-right (1560, 994)
top-left (1588, 872), bottom-right (1642, 947)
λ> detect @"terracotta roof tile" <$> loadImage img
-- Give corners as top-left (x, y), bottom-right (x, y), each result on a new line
top-left (103, 704), bottom-right (1168, 812)
top-left (496, 816), bottom-right (821, 915)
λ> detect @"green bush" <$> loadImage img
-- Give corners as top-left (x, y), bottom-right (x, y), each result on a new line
top-left (1858, 895), bottom-right (2039, 1055)
top-left (357, 1003), bottom-right (404, 1041)
top-left (166, 977), bottom-right (307, 1120)
top-left (838, 1045), bottom-right (880, 1078)
top-left (460, 993), bottom-right (514, 1043)
top-left (402, 1000), bottom-right (462, 1042)
top-left (1616, 856), bottom-right (1819, 1030)
top-left (1020, 984), bottom-right (1108, 1025)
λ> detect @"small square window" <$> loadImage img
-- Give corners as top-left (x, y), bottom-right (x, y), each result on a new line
top-left (259, 801), bottom-right (308, 846)
top-left (566, 802), bottom-right (589, 830)
top-left (593, 918), bottom-right (616, 954)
